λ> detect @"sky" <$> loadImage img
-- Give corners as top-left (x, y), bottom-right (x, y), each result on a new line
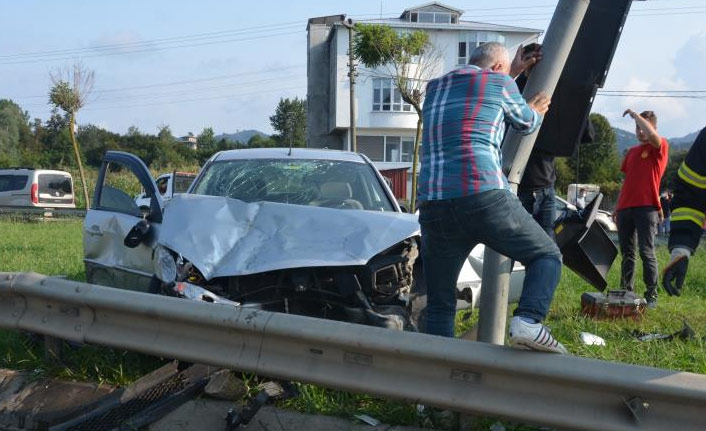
top-left (1, 0), bottom-right (705, 139)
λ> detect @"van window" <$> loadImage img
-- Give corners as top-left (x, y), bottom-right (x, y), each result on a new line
top-left (0, 175), bottom-right (29, 192)
top-left (38, 174), bottom-right (72, 197)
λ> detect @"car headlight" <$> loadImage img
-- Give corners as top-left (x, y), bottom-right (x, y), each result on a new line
top-left (154, 246), bottom-right (177, 284)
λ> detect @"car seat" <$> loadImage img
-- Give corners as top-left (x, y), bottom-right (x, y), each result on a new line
top-left (309, 182), bottom-right (364, 210)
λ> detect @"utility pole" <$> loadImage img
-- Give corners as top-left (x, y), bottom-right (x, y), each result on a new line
top-left (477, 0), bottom-right (591, 345)
top-left (342, 18), bottom-right (357, 152)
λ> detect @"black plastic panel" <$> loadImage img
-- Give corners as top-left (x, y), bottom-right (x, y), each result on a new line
top-left (535, 0), bottom-right (633, 156)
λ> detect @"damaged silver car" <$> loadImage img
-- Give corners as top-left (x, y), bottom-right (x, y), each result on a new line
top-left (83, 149), bottom-right (523, 331)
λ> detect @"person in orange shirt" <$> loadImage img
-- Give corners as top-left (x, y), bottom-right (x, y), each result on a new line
top-left (615, 110), bottom-right (669, 307)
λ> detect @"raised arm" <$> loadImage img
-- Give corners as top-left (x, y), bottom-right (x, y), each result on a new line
top-left (623, 109), bottom-right (661, 148)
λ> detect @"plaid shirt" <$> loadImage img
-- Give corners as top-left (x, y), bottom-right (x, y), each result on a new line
top-left (418, 65), bottom-right (541, 201)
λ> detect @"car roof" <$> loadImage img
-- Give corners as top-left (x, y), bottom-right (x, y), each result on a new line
top-left (212, 147), bottom-right (367, 163)
top-left (0, 168), bottom-right (72, 176)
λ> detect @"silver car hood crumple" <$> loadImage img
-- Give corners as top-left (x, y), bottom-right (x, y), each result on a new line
top-left (159, 194), bottom-right (421, 280)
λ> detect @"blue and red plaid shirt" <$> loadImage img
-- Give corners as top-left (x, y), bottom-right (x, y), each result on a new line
top-left (418, 65), bottom-right (541, 201)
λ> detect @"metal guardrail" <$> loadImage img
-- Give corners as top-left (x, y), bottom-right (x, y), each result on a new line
top-left (1, 272), bottom-right (706, 431)
top-left (0, 205), bottom-right (86, 218)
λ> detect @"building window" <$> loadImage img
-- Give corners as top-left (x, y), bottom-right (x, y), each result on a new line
top-left (457, 32), bottom-right (506, 65)
top-left (359, 136), bottom-right (417, 163)
top-left (401, 138), bottom-right (415, 162)
top-left (408, 10), bottom-right (456, 24)
top-left (384, 136), bottom-right (416, 162)
top-left (373, 78), bottom-right (412, 112)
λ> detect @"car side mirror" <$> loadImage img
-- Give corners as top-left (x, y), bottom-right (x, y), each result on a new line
top-left (124, 219), bottom-right (153, 248)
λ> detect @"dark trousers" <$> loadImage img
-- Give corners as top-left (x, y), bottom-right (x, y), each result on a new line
top-left (617, 206), bottom-right (659, 298)
top-left (518, 186), bottom-right (557, 239)
top-left (419, 189), bottom-right (563, 337)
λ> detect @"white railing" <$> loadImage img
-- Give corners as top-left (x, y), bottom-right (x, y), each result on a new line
top-left (1, 272), bottom-right (705, 431)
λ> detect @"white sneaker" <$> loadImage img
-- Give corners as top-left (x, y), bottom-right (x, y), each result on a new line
top-left (508, 316), bottom-right (568, 354)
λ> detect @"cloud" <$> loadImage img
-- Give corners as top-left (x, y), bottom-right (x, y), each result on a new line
top-left (595, 32), bottom-right (706, 138)
top-left (673, 32), bottom-right (706, 85)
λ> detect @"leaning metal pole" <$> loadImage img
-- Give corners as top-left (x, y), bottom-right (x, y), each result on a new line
top-left (477, 0), bottom-right (590, 345)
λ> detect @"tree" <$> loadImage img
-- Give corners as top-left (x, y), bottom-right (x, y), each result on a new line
top-left (248, 134), bottom-right (276, 148)
top-left (353, 24), bottom-right (442, 210)
top-left (661, 149), bottom-right (688, 192)
top-left (197, 127), bottom-right (216, 152)
top-left (78, 124), bottom-right (120, 167)
top-left (269, 97), bottom-right (306, 148)
top-left (49, 62), bottom-right (94, 208)
top-left (0, 99), bottom-right (32, 167)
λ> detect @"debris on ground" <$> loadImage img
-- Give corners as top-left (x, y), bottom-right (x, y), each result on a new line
top-left (489, 421), bottom-right (506, 431)
top-left (204, 369), bottom-right (248, 400)
top-left (632, 321), bottom-right (695, 342)
top-left (239, 406), bottom-right (432, 431)
top-left (226, 390), bottom-right (270, 430)
top-left (354, 413), bottom-right (381, 426)
top-left (579, 332), bottom-right (606, 346)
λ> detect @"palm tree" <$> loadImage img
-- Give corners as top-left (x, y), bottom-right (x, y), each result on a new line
top-left (49, 63), bottom-right (94, 209)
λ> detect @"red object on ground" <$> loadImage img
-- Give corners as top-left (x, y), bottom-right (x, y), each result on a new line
top-left (581, 290), bottom-right (646, 320)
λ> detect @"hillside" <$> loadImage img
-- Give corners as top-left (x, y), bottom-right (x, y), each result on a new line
top-left (613, 127), bottom-right (699, 153)
top-left (215, 129), bottom-right (268, 144)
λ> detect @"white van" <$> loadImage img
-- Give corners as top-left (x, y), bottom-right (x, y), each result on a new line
top-left (0, 168), bottom-right (76, 208)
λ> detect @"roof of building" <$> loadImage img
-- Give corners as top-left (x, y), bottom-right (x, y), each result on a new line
top-left (213, 147), bottom-right (367, 163)
top-left (400, 2), bottom-right (465, 17)
top-left (349, 17), bottom-right (541, 34)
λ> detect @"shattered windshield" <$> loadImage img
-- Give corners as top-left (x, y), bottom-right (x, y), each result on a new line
top-left (191, 159), bottom-right (395, 211)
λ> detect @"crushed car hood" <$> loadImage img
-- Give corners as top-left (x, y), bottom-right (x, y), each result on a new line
top-left (159, 194), bottom-right (421, 280)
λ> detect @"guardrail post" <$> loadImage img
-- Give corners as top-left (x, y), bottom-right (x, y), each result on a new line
top-left (44, 335), bottom-right (63, 363)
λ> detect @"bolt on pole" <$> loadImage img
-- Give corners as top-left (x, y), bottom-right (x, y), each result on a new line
top-left (477, 0), bottom-right (591, 345)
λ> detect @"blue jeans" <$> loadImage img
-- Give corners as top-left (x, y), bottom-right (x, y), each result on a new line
top-left (518, 186), bottom-right (557, 239)
top-left (419, 189), bottom-right (563, 338)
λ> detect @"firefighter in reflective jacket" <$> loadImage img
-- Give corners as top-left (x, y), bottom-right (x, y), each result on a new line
top-left (663, 127), bottom-right (706, 295)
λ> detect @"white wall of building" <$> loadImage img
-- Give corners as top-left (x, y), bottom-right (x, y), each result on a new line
top-left (331, 25), bottom-right (540, 138)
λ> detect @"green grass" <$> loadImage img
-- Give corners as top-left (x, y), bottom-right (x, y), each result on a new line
top-left (1, 218), bottom-right (705, 429)
top-left (0, 217), bottom-right (165, 385)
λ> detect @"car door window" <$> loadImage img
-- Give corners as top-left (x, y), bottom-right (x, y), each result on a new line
top-left (99, 162), bottom-right (143, 217)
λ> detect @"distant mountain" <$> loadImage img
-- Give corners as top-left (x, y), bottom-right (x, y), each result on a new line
top-left (612, 127), bottom-right (700, 154)
top-left (613, 128), bottom-right (635, 154)
top-left (669, 130), bottom-right (700, 150)
top-left (216, 129), bottom-right (268, 144)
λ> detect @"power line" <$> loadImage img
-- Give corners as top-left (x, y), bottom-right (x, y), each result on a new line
top-left (80, 85), bottom-right (307, 111)
top-left (10, 64), bottom-right (307, 99)
top-left (19, 75), bottom-right (306, 109)
top-left (0, 21), bottom-right (303, 60)
top-left (600, 90), bottom-right (706, 94)
top-left (0, 30), bottom-right (303, 66)
top-left (595, 93), bottom-right (706, 99)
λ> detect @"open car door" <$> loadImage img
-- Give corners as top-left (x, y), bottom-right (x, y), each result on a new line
top-left (83, 151), bottom-right (163, 292)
